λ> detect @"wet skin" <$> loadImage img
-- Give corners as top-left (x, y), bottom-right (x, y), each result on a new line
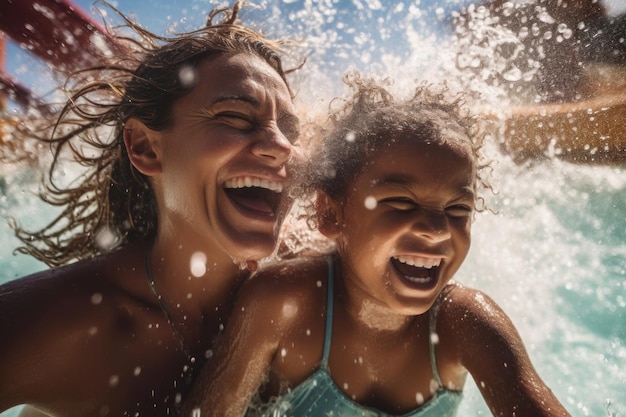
top-left (0, 53), bottom-right (299, 417)
top-left (182, 135), bottom-right (571, 417)
top-left (331, 136), bottom-right (476, 317)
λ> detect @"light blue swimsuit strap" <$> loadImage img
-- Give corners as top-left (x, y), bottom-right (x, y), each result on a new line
top-left (320, 256), bottom-right (335, 368)
top-left (428, 295), bottom-right (444, 388)
top-left (322, 256), bottom-right (444, 387)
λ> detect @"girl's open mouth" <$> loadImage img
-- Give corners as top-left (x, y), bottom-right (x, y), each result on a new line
top-left (390, 256), bottom-right (440, 290)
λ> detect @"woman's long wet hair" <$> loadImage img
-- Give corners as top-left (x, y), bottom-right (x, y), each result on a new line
top-left (10, 1), bottom-right (295, 267)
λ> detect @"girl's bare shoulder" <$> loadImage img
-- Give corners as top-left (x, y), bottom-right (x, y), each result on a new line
top-left (237, 255), bottom-right (330, 326)
top-left (437, 281), bottom-right (507, 324)
top-left (248, 255), bottom-right (330, 293)
top-left (436, 282), bottom-right (528, 367)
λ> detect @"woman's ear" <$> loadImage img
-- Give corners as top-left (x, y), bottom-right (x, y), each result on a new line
top-left (123, 118), bottom-right (162, 176)
top-left (315, 191), bottom-right (342, 239)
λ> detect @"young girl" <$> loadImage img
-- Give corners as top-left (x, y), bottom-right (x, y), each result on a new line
top-left (182, 76), bottom-right (571, 417)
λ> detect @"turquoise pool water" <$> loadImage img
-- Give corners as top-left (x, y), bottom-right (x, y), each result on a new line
top-left (2, 138), bottom-right (624, 417)
top-left (2, 1), bottom-right (625, 416)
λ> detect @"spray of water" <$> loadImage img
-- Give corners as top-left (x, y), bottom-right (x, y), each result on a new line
top-left (2, 1), bottom-right (625, 416)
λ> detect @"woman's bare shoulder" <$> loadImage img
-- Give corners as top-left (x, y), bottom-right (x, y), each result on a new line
top-left (0, 244), bottom-right (151, 360)
top-left (0, 245), bottom-right (146, 307)
top-left (0, 246), bottom-right (150, 408)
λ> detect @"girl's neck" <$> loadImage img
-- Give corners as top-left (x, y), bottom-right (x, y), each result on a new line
top-left (335, 260), bottom-right (415, 335)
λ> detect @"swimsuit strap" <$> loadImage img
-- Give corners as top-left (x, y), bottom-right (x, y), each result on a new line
top-left (320, 256), bottom-right (335, 368)
top-left (428, 295), bottom-right (444, 388)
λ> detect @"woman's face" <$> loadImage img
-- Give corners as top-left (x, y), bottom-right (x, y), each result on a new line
top-left (156, 53), bottom-right (300, 262)
top-left (332, 135), bottom-right (476, 316)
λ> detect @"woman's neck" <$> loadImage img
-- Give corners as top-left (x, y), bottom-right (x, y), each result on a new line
top-left (145, 234), bottom-right (250, 351)
top-left (149, 234), bottom-right (248, 308)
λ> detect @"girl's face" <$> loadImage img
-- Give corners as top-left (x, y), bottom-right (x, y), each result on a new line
top-left (156, 53), bottom-right (300, 261)
top-left (331, 134), bottom-right (476, 316)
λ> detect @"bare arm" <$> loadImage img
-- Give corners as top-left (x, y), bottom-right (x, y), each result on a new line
top-left (441, 286), bottom-right (571, 417)
top-left (180, 277), bottom-right (287, 417)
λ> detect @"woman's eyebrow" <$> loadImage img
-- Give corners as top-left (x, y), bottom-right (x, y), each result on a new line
top-left (210, 95), bottom-right (260, 107)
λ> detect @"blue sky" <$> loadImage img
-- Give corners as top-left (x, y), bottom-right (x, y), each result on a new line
top-left (3, 0), bottom-right (626, 108)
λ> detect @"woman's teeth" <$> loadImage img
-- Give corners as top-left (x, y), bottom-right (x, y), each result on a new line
top-left (224, 177), bottom-right (283, 192)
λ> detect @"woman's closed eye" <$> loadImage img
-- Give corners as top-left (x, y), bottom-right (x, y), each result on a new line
top-left (215, 112), bottom-right (255, 130)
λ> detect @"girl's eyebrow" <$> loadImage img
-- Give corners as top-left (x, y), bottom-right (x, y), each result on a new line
top-left (373, 176), bottom-right (476, 199)
top-left (371, 175), bottom-right (419, 189)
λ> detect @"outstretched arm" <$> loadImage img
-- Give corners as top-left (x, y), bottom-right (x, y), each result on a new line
top-left (441, 286), bottom-right (571, 417)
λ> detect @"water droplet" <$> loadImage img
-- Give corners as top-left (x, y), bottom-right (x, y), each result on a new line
top-left (190, 251), bottom-right (207, 277)
top-left (134, 366), bottom-right (141, 376)
top-left (95, 226), bottom-right (120, 251)
top-left (502, 66), bottom-right (522, 82)
top-left (91, 293), bottom-right (103, 305)
top-left (430, 378), bottom-right (439, 393)
top-left (364, 196), bottom-right (377, 210)
top-left (109, 374), bottom-right (119, 387)
top-left (178, 65), bottom-right (196, 88)
top-left (282, 301), bottom-right (297, 318)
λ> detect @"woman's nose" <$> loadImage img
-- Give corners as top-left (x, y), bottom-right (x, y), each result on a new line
top-left (251, 125), bottom-right (292, 166)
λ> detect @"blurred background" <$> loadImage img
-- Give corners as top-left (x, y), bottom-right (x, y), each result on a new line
top-left (1, 1), bottom-right (625, 416)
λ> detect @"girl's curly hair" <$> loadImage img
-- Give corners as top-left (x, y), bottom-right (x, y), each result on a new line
top-left (301, 72), bottom-right (492, 213)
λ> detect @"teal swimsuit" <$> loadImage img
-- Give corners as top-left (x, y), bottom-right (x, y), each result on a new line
top-left (253, 258), bottom-right (463, 417)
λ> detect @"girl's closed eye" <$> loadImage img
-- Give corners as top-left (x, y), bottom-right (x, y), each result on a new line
top-left (445, 204), bottom-right (473, 218)
top-left (379, 197), bottom-right (417, 211)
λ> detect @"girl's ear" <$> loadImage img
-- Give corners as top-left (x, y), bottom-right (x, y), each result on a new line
top-left (315, 191), bottom-right (342, 239)
top-left (123, 118), bottom-right (162, 176)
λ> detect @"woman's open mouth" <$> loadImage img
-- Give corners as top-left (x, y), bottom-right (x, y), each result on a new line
top-left (223, 177), bottom-right (284, 219)
top-left (390, 255), bottom-right (441, 291)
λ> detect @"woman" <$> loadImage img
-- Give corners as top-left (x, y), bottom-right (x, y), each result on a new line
top-left (0, 3), bottom-right (301, 416)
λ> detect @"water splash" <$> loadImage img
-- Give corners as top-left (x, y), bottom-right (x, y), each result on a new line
top-left (2, 1), bottom-right (626, 417)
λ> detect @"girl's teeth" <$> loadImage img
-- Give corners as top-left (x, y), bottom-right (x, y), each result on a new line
top-left (394, 256), bottom-right (441, 269)
top-left (224, 177), bottom-right (283, 192)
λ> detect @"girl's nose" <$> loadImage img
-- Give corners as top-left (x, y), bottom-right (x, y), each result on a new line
top-left (411, 211), bottom-right (452, 243)
top-left (251, 125), bottom-right (292, 167)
